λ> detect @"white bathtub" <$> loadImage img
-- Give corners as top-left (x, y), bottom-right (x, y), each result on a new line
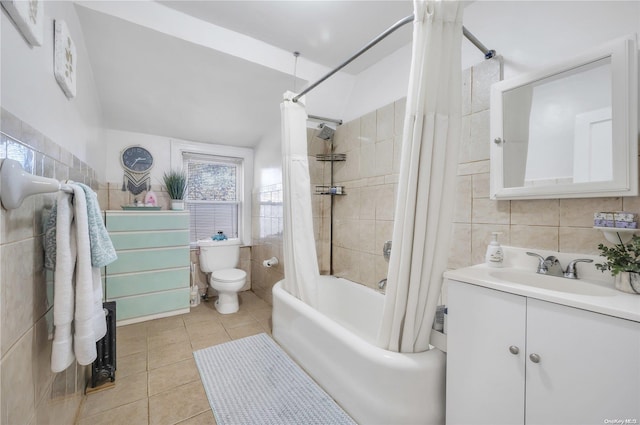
top-left (272, 276), bottom-right (446, 425)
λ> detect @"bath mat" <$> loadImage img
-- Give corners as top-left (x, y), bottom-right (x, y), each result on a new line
top-left (193, 333), bottom-right (356, 425)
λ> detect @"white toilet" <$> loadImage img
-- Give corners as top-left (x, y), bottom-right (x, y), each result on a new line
top-left (197, 239), bottom-right (247, 314)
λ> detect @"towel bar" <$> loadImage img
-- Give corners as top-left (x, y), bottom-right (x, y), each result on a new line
top-left (0, 158), bottom-right (73, 210)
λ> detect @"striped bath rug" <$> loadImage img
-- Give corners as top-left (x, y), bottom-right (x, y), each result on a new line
top-left (193, 333), bottom-right (356, 425)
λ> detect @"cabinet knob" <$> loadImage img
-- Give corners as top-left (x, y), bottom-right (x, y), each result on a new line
top-left (508, 345), bottom-right (520, 355)
top-left (529, 353), bottom-right (541, 363)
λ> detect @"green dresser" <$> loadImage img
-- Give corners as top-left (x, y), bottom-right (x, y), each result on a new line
top-left (104, 211), bottom-right (190, 325)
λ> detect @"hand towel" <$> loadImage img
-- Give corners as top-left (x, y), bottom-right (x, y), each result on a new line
top-left (70, 184), bottom-right (105, 366)
top-left (77, 183), bottom-right (117, 267)
top-left (51, 191), bottom-right (76, 373)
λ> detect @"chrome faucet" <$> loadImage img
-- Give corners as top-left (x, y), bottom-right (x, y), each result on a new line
top-left (378, 278), bottom-right (387, 292)
top-left (563, 259), bottom-right (594, 279)
top-left (527, 252), bottom-right (564, 277)
top-left (526, 252), bottom-right (593, 279)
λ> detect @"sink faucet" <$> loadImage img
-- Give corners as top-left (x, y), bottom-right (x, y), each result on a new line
top-left (526, 252), bottom-right (593, 279)
top-left (563, 259), bottom-right (594, 279)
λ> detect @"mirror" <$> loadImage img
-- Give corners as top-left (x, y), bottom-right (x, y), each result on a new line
top-left (490, 35), bottom-right (638, 200)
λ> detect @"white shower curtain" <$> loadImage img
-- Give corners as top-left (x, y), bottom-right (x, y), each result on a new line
top-left (280, 91), bottom-right (319, 308)
top-left (377, 0), bottom-right (464, 353)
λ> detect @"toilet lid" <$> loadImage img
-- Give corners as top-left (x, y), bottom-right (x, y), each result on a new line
top-left (212, 268), bottom-right (246, 283)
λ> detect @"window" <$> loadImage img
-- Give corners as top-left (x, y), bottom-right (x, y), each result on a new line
top-left (183, 153), bottom-right (242, 243)
top-left (171, 140), bottom-right (252, 246)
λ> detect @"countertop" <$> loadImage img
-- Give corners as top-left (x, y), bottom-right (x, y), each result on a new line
top-left (444, 247), bottom-right (640, 323)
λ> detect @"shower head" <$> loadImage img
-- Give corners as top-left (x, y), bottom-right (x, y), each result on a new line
top-left (316, 123), bottom-right (335, 140)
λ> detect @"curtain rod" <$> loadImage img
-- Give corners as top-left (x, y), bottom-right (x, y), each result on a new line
top-left (292, 14), bottom-right (496, 103)
top-left (308, 114), bottom-right (343, 126)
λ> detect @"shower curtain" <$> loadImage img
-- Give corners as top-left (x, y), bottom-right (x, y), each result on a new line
top-left (377, 0), bottom-right (464, 353)
top-left (280, 91), bottom-right (319, 308)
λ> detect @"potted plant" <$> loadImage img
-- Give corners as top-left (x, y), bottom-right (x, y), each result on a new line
top-left (595, 235), bottom-right (640, 294)
top-left (162, 169), bottom-right (187, 210)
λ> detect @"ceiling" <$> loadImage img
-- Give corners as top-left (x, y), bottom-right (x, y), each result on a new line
top-left (75, 1), bottom-right (414, 147)
top-left (159, 1), bottom-right (414, 75)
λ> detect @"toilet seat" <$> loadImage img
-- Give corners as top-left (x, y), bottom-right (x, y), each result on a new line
top-left (211, 268), bottom-right (246, 283)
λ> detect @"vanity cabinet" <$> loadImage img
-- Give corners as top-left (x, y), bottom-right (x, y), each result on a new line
top-left (104, 211), bottom-right (191, 324)
top-left (446, 281), bottom-right (640, 425)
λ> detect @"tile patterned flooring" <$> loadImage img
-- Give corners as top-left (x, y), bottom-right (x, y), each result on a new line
top-left (76, 292), bottom-right (272, 425)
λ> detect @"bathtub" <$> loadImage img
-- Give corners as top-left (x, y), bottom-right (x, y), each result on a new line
top-left (272, 276), bottom-right (446, 425)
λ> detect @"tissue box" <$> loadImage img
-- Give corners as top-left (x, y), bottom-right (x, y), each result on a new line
top-left (615, 221), bottom-right (638, 229)
top-left (594, 219), bottom-right (615, 227)
top-left (614, 212), bottom-right (637, 222)
top-left (594, 211), bottom-right (638, 228)
top-left (594, 212), bottom-right (615, 221)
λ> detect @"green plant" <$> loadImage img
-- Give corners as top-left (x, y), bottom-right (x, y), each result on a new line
top-left (162, 169), bottom-right (187, 200)
top-left (596, 235), bottom-right (640, 276)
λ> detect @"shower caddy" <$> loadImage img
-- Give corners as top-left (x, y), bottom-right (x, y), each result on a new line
top-left (312, 135), bottom-right (346, 275)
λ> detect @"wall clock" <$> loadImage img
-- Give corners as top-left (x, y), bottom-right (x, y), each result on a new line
top-left (121, 146), bottom-right (154, 195)
top-left (121, 146), bottom-right (154, 172)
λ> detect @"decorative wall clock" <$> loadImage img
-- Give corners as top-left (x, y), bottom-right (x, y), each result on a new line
top-left (120, 146), bottom-right (154, 195)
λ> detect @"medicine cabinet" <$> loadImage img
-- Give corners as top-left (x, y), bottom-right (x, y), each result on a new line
top-left (490, 35), bottom-right (638, 200)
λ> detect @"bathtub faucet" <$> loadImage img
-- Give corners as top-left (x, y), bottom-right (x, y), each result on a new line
top-left (378, 278), bottom-right (387, 292)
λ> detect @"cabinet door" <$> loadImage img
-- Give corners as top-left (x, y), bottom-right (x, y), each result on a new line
top-left (526, 299), bottom-right (640, 425)
top-left (447, 281), bottom-right (527, 425)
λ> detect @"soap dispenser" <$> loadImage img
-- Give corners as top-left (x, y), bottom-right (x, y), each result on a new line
top-left (485, 232), bottom-right (504, 268)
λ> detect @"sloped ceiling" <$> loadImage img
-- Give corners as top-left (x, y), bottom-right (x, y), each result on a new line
top-left (75, 1), bottom-right (413, 147)
top-left (159, 0), bottom-right (414, 74)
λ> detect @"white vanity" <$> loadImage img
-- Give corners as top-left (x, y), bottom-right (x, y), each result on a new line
top-left (444, 247), bottom-right (640, 425)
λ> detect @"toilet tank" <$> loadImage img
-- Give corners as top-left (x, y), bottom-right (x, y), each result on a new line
top-left (197, 239), bottom-right (240, 272)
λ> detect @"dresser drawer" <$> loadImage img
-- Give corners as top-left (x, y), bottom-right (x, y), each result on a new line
top-left (105, 212), bottom-right (190, 232)
top-left (113, 288), bottom-right (190, 321)
top-left (106, 247), bottom-right (189, 274)
top-left (109, 230), bottom-right (189, 250)
top-left (106, 268), bottom-right (189, 298)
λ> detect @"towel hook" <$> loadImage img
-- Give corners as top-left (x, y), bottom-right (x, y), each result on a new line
top-left (0, 158), bottom-right (62, 209)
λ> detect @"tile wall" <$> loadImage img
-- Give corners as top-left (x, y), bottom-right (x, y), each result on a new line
top-left (450, 57), bottom-right (637, 269)
top-left (0, 108), bottom-right (98, 425)
top-left (317, 56), bottom-right (637, 290)
top-left (250, 184), bottom-right (285, 304)
top-left (321, 102), bottom-right (404, 289)
top-left (243, 57), bottom-right (640, 304)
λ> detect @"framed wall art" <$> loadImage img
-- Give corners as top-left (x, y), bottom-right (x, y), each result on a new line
top-left (54, 19), bottom-right (77, 99)
top-left (1, 0), bottom-right (44, 46)
top-left (53, 20), bottom-right (78, 99)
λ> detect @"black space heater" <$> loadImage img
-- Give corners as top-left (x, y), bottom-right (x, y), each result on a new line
top-left (90, 301), bottom-right (116, 388)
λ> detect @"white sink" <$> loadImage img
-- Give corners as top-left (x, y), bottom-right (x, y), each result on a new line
top-left (488, 269), bottom-right (616, 297)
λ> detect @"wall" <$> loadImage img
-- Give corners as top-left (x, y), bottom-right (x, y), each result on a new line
top-left (342, 1), bottom-right (640, 123)
top-left (449, 57), bottom-right (640, 269)
top-left (322, 102), bottom-right (404, 288)
top-left (314, 55), bottom-right (640, 293)
top-left (1, 2), bottom-right (107, 423)
top-left (1, 2), bottom-right (106, 178)
top-left (250, 184), bottom-right (285, 304)
top-left (0, 109), bottom-right (100, 425)
top-left (244, 1), bottom-right (640, 305)
top-left (103, 129), bottom-right (254, 247)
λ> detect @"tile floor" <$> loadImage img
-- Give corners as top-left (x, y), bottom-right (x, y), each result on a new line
top-left (75, 291), bottom-right (272, 425)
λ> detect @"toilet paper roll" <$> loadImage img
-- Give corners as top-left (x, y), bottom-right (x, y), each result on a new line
top-left (263, 257), bottom-right (279, 268)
